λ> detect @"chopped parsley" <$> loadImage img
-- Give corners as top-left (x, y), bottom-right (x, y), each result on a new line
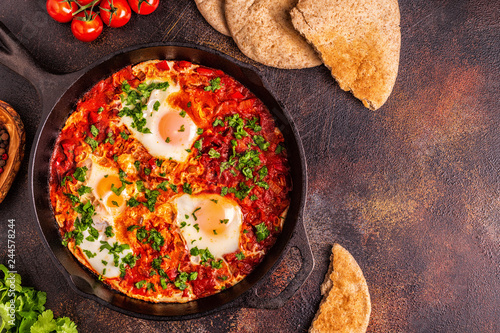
top-left (133, 226), bottom-right (165, 251)
top-left (190, 247), bottom-right (215, 265)
top-left (246, 117), bottom-right (262, 132)
top-left (73, 166), bottom-right (88, 182)
top-left (135, 280), bottom-right (146, 289)
top-left (61, 175), bottom-right (73, 187)
top-left (127, 197), bottom-right (140, 207)
top-left (208, 148), bottom-right (221, 158)
top-left (256, 181), bottom-right (269, 190)
top-left (183, 182), bottom-right (193, 194)
top-left (83, 250), bottom-right (96, 258)
top-left (253, 135), bottom-right (270, 151)
top-left (194, 139), bottom-right (203, 150)
top-left (236, 252), bottom-right (245, 260)
top-left (157, 181), bottom-right (169, 191)
top-left (143, 189), bottom-right (160, 212)
top-left (90, 124), bottom-right (99, 137)
top-left (63, 192), bottom-right (80, 206)
top-left (120, 131), bottom-right (129, 140)
top-left (84, 136), bottom-right (99, 152)
top-left (77, 185), bottom-right (92, 196)
top-left (211, 260), bottom-right (223, 269)
top-left (118, 80), bottom-right (169, 133)
top-left (212, 118), bottom-right (225, 127)
top-left (192, 207), bottom-right (201, 221)
top-left (255, 222), bottom-right (270, 242)
top-left (204, 77), bottom-right (222, 92)
top-left (153, 100), bottom-right (160, 111)
top-left (174, 272), bottom-right (189, 291)
top-left (104, 132), bottom-right (115, 144)
top-left (105, 226), bottom-right (114, 237)
top-left (179, 110), bottom-right (186, 117)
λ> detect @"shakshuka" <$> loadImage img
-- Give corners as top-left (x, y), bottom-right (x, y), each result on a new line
top-left (49, 60), bottom-right (291, 302)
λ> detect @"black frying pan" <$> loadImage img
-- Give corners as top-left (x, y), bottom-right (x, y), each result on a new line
top-left (0, 22), bottom-right (313, 320)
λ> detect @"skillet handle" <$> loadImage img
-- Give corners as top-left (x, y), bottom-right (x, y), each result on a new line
top-left (243, 221), bottom-right (314, 309)
top-left (0, 21), bottom-right (78, 109)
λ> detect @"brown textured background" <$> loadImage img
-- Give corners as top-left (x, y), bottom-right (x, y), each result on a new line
top-left (0, 0), bottom-right (499, 332)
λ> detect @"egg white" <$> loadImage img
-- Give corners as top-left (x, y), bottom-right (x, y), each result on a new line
top-left (120, 82), bottom-right (199, 162)
top-left (79, 216), bottom-right (133, 278)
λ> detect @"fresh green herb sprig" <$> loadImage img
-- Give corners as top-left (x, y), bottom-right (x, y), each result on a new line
top-left (0, 265), bottom-right (78, 333)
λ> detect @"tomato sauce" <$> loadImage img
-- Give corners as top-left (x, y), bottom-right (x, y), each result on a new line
top-left (49, 60), bottom-right (291, 303)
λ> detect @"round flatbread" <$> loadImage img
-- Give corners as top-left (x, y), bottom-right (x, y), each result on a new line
top-left (194, 0), bottom-right (231, 36)
top-left (291, 0), bottom-right (401, 110)
top-left (309, 244), bottom-right (371, 333)
top-left (225, 0), bottom-right (321, 69)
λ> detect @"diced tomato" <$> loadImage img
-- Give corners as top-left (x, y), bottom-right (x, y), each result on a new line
top-left (148, 158), bottom-right (157, 169)
top-left (155, 61), bottom-right (170, 71)
top-left (174, 61), bottom-right (192, 71)
top-left (228, 91), bottom-right (244, 100)
top-left (195, 67), bottom-right (213, 76)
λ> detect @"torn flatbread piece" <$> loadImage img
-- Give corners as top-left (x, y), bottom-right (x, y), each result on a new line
top-left (225, 0), bottom-right (322, 69)
top-left (309, 244), bottom-right (371, 333)
top-left (194, 0), bottom-right (231, 36)
top-left (291, 0), bottom-right (401, 110)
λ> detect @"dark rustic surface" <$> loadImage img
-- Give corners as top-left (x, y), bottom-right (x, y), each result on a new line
top-left (0, 0), bottom-right (499, 332)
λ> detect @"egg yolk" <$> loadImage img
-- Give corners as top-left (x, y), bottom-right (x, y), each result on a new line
top-left (196, 200), bottom-right (233, 236)
top-left (96, 175), bottom-right (124, 208)
top-left (158, 112), bottom-right (197, 146)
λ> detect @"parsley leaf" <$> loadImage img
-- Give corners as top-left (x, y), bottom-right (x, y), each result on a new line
top-left (73, 166), bottom-right (88, 182)
top-left (77, 185), bottom-right (92, 196)
top-left (85, 136), bottom-right (99, 152)
top-left (255, 222), bottom-right (270, 242)
top-left (204, 77), bottom-right (222, 92)
top-left (208, 148), bottom-right (221, 158)
top-left (183, 182), bottom-right (193, 194)
top-left (90, 124), bottom-right (99, 137)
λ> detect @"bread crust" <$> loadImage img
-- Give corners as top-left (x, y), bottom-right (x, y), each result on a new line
top-left (195, 0), bottom-right (231, 36)
top-left (309, 244), bottom-right (371, 333)
top-left (291, 0), bottom-right (400, 110)
top-left (225, 0), bottom-right (321, 69)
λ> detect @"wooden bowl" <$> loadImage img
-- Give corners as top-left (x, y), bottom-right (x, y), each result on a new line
top-left (0, 100), bottom-right (25, 204)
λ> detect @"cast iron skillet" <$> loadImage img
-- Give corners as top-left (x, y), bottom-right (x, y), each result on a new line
top-left (0, 22), bottom-right (313, 320)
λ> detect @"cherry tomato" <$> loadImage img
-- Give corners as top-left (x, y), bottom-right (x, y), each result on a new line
top-left (46, 0), bottom-right (78, 23)
top-left (128, 0), bottom-right (159, 15)
top-left (76, 0), bottom-right (102, 5)
top-left (71, 10), bottom-right (103, 42)
top-left (100, 0), bottom-right (132, 28)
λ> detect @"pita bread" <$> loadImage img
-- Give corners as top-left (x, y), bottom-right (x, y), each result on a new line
top-left (290, 0), bottom-right (400, 110)
top-left (309, 244), bottom-right (371, 333)
top-left (194, 0), bottom-right (231, 36)
top-left (225, 0), bottom-right (322, 69)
